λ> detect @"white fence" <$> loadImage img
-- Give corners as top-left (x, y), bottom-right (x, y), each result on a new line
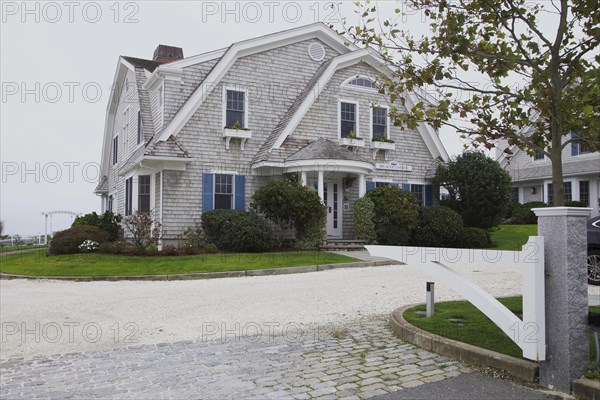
top-left (367, 236), bottom-right (546, 361)
top-left (0, 236), bottom-right (46, 247)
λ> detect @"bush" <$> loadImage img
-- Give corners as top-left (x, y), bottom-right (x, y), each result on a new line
top-left (98, 241), bottom-right (128, 254)
top-left (251, 178), bottom-right (325, 247)
top-left (203, 243), bottom-right (218, 254)
top-left (412, 206), bottom-right (464, 248)
top-left (510, 201), bottom-right (547, 224)
top-left (161, 245), bottom-right (178, 256)
top-left (49, 225), bottom-right (110, 255)
top-left (179, 226), bottom-right (206, 255)
top-left (461, 227), bottom-right (493, 248)
top-left (202, 210), bottom-right (273, 252)
top-left (565, 200), bottom-right (588, 208)
top-left (436, 152), bottom-right (512, 229)
top-left (366, 185), bottom-right (419, 245)
top-left (354, 197), bottom-right (376, 244)
top-left (72, 211), bottom-right (122, 241)
top-left (121, 211), bottom-right (161, 255)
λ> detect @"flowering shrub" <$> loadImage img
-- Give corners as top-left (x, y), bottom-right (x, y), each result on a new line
top-left (79, 240), bottom-right (99, 253)
top-left (161, 245), bottom-right (178, 256)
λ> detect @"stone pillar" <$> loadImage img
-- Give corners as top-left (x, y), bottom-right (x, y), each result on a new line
top-left (358, 174), bottom-right (366, 198)
top-left (533, 206), bottom-right (592, 392)
top-left (317, 170), bottom-right (324, 202)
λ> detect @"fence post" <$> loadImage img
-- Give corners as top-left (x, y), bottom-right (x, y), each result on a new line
top-left (426, 282), bottom-right (435, 318)
top-left (533, 207), bottom-right (591, 392)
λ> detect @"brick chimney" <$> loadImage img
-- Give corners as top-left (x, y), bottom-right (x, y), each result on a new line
top-left (153, 45), bottom-right (184, 64)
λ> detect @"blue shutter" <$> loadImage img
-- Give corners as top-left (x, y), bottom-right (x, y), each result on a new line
top-left (202, 173), bottom-right (214, 212)
top-left (571, 132), bottom-right (579, 156)
top-left (425, 185), bottom-right (433, 206)
top-left (402, 183), bottom-right (410, 192)
top-left (366, 182), bottom-right (375, 192)
top-left (234, 175), bottom-right (245, 211)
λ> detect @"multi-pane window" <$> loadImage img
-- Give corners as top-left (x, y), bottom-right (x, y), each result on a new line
top-left (348, 77), bottom-right (376, 89)
top-left (580, 141), bottom-right (591, 154)
top-left (564, 182), bottom-right (572, 202)
top-left (547, 183), bottom-right (553, 205)
top-left (137, 111), bottom-right (143, 144)
top-left (125, 177), bottom-right (133, 216)
top-left (372, 107), bottom-right (387, 140)
top-left (112, 136), bottom-right (118, 165)
top-left (138, 175), bottom-right (151, 213)
top-left (534, 150), bottom-right (545, 160)
top-left (226, 90), bottom-right (245, 128)
top-left (107, 195), bottom-right (114, 213)
top-left (511, 187), bottom-right (520, 204)
top-left (214, 174), bottom-right (233, 209)
top-left (411, 184), bottom-right (424, 205)
top-left (580, 181), bottom-right (590, 206)
top-left (340, 102), bottom-right (356, 138)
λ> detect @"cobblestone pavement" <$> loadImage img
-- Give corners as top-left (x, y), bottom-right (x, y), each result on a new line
top-left (0, 317), bottom-right (468, 399)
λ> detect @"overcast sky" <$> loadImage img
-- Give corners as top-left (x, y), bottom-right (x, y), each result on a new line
top-left (1, 1), bottom-right (467, 236)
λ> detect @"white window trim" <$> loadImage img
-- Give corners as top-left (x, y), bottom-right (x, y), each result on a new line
top-left (370, 105), bottom-right (391, 141)
top-left (112, 135), bottom-right (119, 165)
top-left (107, 192), bottom-right (117, 213)
top-left (157, 84), bottom-right (164, 127)
top-left (213, 172), bottom-right (236, 210)
top-left (222, 85), bottom-right (249, 129)
top-left (342, 75), bottom-right (378, 92)
top-left (338, 99), bottom-right (360, 140)
top-left (123, 107), bottom-right (130, 152)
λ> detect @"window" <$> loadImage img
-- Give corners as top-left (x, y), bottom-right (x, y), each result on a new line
top-left (580, 181), bottom-right (590, 206)
top-left (112, 136), bottom-right (118, 165)
top-left (123, 108), bottom-right (130, 149)
top-left (511, 187), bottom-right (520, 204)
top-left (214, 174), bottom-right (233, 209)
top-left (138, 175), bottom-right (151, 213)
top-left (411, 184), bottom-right (424, 205)
top-left (107, 195), bottom-right (114, 213)
top-left (533, 150), bottom-right (545, 160)
top-left (375, 182), bottom-right (391, 188)
top-left (225, 90), bottom-right (245, 128)
top-left (372, 107), bottom-right (388, 140)
top-left (125, 177), bottom-right (133, 216)
top-left (580, 142), bottom-right (591, 154)
top-left (137, 111), bottom-right (143, 144)
top-left (564, 182), bottom-right (572, 202)
top-left (348, 77), bottom-right (376, 89)
top-left (547, 183), bottom-right (553, 205)
top-left (340, 102), bottom-right (356, 138)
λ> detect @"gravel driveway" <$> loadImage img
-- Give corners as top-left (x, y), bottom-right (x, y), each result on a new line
top-left (0, 262), bottom-right (526, 361)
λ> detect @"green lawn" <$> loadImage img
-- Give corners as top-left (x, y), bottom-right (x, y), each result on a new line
top-left (490, 224), bottom-right (537, 250)
top-left (405, 297), bottom-right (599, 379)
top-left (0, 250), bottom-right (358, 277)
top-left (0, 245), bottom-right (47, 253)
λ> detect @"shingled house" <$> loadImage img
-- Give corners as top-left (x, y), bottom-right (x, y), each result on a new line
top-left (94, 23), bottom-right (449, 246)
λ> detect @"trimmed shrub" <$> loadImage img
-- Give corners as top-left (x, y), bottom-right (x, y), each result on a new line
top-left (565, 200), bottom-right (588, 208)
top-left (72, 211), bottom-right (122, 241)
top-left (510, 201), bottom-right (547, 224)
top-left (203, 243), bottom-right (218, 254)
top-left (354, 196), bottom-right (376, 244)
top-left (412, 206), bottom-right (464, 248)
top-left (98, 240), bottom-right (128, 254)
top-left (461, 227), bottom-right (493, 248)
top-left (202, 210), bottom-right (273, 252)
top-left (49, 225), bottom-right (110, 255)
top-left (366, 185), bottom-right (419, 245)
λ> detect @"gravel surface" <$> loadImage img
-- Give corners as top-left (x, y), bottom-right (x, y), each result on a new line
top-left (1, 262), bottom-right (597, 361)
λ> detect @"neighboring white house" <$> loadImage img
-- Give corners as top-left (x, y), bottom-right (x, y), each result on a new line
top-left (94, 23), bottom-right (449, 244)
top-left (496, 132), bottom-right (600, 217)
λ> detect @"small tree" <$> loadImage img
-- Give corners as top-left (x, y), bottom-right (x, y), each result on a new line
top-left (436, 152), bottom-right (512, 229)
top-left (121, 211), bottom-right (161, 255)
top-left (354, 196), bottom-right (377, 244)
top-left (366, 186), bottom-right (419, 245)
top-left (72, 211), bottom-right (122, 241)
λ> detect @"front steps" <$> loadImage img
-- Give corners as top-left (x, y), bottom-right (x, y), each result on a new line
top-left (320, 239), bottom-right (365, 251)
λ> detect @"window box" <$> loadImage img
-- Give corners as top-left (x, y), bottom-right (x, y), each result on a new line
top-left (223, 128), bottom-right (252, 150)
top-left (339, 137), bottom-right (365, 148)
top-left (371, 140), bottom-right (395, 160)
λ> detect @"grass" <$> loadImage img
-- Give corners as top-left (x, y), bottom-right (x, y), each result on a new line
top-left (405, 297), bottom-right (600, 380)
top-left (0, 250), bottom-right (358, 277)
top-left (0, 245), bottom-right (47, 253)
top-left (490, 224), bottom-right (537, 250)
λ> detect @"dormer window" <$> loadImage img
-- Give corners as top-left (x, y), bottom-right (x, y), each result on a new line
top-left (225, 90), bottom-right (246, 128)
top-left (340, 102), bottom-right (357, 138)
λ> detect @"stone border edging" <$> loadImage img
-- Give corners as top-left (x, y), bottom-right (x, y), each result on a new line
top-left (0, 260), bottom-right (393, 282)
top-left (573, 377), bottom-right (600, 400)
top-left (389, 304), bottom-right (539, 383)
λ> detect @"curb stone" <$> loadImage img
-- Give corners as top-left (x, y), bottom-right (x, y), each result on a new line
top-left (0, 260), bottom-right (394, 282)
top-left (389, 304), bottom-right (539, 383)
top-left (573, 377), bottom-right (600, 400)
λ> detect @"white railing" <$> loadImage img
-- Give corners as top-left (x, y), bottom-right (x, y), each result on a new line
top-left (366, 236), bottom-right (546, 361)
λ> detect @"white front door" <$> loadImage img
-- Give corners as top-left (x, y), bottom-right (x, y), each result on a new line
top-left (324, 182), bottom-right (342, 237)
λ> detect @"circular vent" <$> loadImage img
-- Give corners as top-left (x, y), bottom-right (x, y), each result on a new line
top-left (308, 43), bottom-right (325, 62)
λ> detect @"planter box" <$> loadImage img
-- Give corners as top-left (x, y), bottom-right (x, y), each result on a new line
top-left (371, 140), bottom-right (395, 159)
top-left (339, 137), bottom-right (365, 148)
top-left (223, 128), bottom-right (252, 150)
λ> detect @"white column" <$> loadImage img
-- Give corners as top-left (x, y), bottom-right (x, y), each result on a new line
top-left (301, 171), bottom-right (307, 186)
top-left (358, 174), bottom-right (366, 198)
top-left (317, 170), bottom-right (324, 202)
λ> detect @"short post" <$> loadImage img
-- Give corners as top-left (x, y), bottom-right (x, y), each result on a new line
top-left (426, 282), bottom-right (435, 318)
top-left (534, 207), bottom-right (591, 392)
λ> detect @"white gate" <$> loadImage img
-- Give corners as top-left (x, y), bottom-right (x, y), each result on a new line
top-left (366, 236), bottom-right (546, 361)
